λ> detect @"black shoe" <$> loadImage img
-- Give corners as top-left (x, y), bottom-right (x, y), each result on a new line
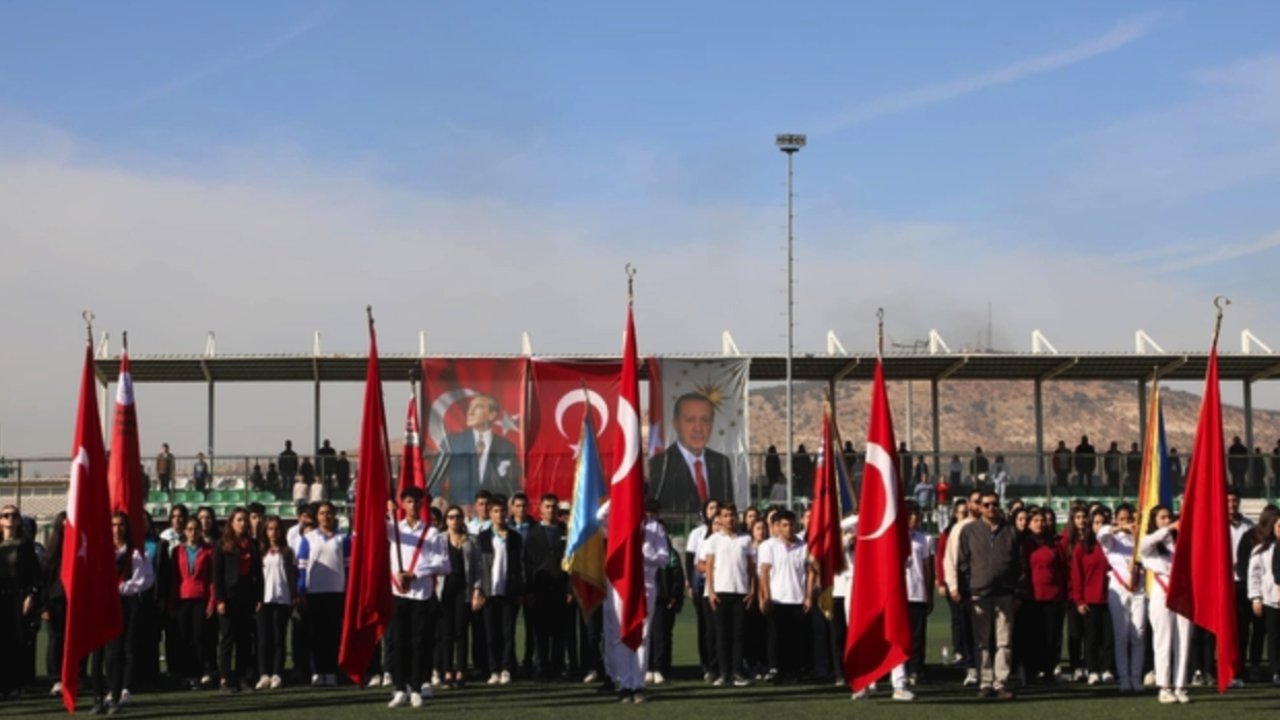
top-left (978, 687), bottom-right (995, 699)
top-left (632, 691), bottom-right (647, 704)
top-left (106, 701), bottom-right (122, 716)
top-left (996, 688), bottom-right (1016, 700)
top-left (598, 679), bottom-right (616, 693)
top-left (618, 690), bottom-right (633, 704)
top-left (90, 701), bottom-right (105, 715)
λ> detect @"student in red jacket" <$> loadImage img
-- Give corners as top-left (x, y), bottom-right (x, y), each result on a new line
top-left (171, 518), bottom-right (215, 690)
top-left (1071, 509), bottom-right (1112, 685)
top-left (1059, 503), bottom-right (1089, 681)
top-left (1025, 509), bottom-right (1067, 682)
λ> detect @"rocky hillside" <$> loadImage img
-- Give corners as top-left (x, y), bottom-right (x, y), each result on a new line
top-left (749, 380), bottom-right (1280, 455)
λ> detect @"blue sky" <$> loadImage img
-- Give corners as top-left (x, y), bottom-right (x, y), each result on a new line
top-left (3, 1), bottom-right (1280, 453)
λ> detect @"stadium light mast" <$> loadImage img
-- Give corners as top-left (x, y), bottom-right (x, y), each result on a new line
top-left (777, 133), bottom-right (805, 509)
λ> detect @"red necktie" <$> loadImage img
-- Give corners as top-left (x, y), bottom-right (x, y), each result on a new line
top-left (694, 458), bottom-right (708, 504)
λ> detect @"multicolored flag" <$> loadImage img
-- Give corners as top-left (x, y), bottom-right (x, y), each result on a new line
top-left (844, 358), bottom-right (911, 692)
top-left (605, 303), bottom-right (646, 651)
top-left (337, 313), bottom-right (393, 685)
top-left (1132, 380), bottom-right (1171, 594)
top-left (1167, 328), bottom-right (1239, 693)
top-left (62, 341), bottom-right (123, 713)
top-left (563, 409), bottom-right (608, 616)
top-left (107, 346), bottom-right (146, 551)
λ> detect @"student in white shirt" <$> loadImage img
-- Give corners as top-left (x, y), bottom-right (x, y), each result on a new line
top-left (757, 509), bottom-right (813, 683)
top-left (1247, 507), bottom-right (1280, 686)
top-left (255, 517), bottom-right (296, 690)
top-left (705, 503), bottom-right (756, 687)
top-left (296, 501), bottom-right (350, 687)
top-left (1141, 504), bottom-right (1191, 704)
top-left (889, 501), bottom-right (935, 700)
top-left (477, 495), bottom-right (524, 688)
top-left (91, 512), bottom-right (155, 715)
top-left (1097, 503), bottom-right (1145, 693)
top-left (684, 499), bottom-right (720, 682)
top-left (386, 487), bottom-right (451, 708)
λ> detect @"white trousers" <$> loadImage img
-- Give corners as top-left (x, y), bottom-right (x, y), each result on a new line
top-left (1148, 583), bottom-right (1191, 690)
top-left (1107, 587), bottom-right (1146, 687)
top-left (603, 581), bottom-right (657, 691)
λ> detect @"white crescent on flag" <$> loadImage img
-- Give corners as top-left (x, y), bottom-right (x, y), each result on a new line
top-left (859, 441), bottom-right (897, 540)
top-left (610, 399), bottom-right (639, 486)
top-left (67, 447), bottom-right (88, 557)
top-left (555, 389), bottom-right (610, 459)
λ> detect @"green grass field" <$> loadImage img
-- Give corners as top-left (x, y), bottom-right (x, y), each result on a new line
top-left (2, 610), bottom-right (1271, 719)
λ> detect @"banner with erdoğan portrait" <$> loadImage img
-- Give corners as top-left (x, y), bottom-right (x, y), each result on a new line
top-left (525, 360), bottom-right (620, 518)
top-left (647, 358), bottom-right (750, 513)
top-left (421, 358), bottom-right (528, 507)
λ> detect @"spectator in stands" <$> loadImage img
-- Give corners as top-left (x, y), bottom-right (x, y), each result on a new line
top-left (969, 447), bottom-right (990, 485)
top-left (1074, 436), bottom-right (1097, 487)
top-left (192, 453), bottom-right (211, 493)
top-left (156, 444), bottom-right (175, 495)
top-left (792, 445), bottom-right (814, 489)
top-left (948, 455), bottom-right (963, 488)
top-left (913, 474), bottom-right (935, 513)
top-left (335, 452), bottom-right (351, 495)
top-left (0, 504), bottom-right (39, 700)
top-left (1126, 443), bottom-right (1143, 490)
top-left (842, 441), bottom-right (858, 482)
top-left (1168, 448), bottom-right (1183, 492)
top-left (764, 446), bottom-right (782, 489)
top-left (914, 456), bottom-right (930, 484)
top-left (1103, 442), bottom-right (1122, 487)
top-left (1251, 448), bottom-right (1266, 494)
top-left (249, 464), bottom-right (265, 491)
top-left (172, 517), bottom-right (213, 690)
top-left (316, 440), bottom-right (337, 489)
top-left (1052, 441), bottom-right (1072, 487)
top-left (266, 462), bottom-right (281, 492)
top-left (278, 441), bottom-right (299, 485)
top-left (991, 456), bottom-right (1010, 504)
top-left (899, 442), bottom-right (913, 491)
top-left (297, 502), bottom-right (348, 687)
top-left (299, 456), bottom-right (316, 488)
top-left (1229, 437), bottom-right (1249, 489)
top-left (1272, 441), bottom-right (1280, 490)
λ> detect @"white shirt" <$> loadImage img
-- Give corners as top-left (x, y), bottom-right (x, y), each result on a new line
top-left (1139, 526), bottom-right (1176, 579)
top-left (286, 524), bottom-right (310, 557)
top-left (705, 531), bottom-right (755, 594)
top-left (475, 430), bottom-right (493, 482)
top-left (490, 531), bottom-right (509, 597)
top-left (758, 537), bottom-right (808, 605)
top-left (905, 530), bottom-right (935, 603)
top-left (1231, 516), bottom-right (1255, 582)
top-left (641, 517), bottom-right (671, 591)
top-left (117, 547), bottom-right (155, 596)
top-left (262, 548), bottom-right (292, 604)
top-left (388, 518), bottom-right (450, 600)
top-left (298, 529), bottom-right (349, 594)
top-left (1248, 544), bottom-right (1278, 608)
top-left (685, 524), bottom-right (709, 558)
top-left (160, 527), bottom-right (181, 554)
top-left (1097, 525), bottom-right (1140, 595)
top-left (943, 516), bottom-right (974, 592)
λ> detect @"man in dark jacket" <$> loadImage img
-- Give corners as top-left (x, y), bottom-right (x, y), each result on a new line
top-left (1228, 436), bottom-right (1249, 489)
top-left (648, 394), bottom-right (734, 517)
top-left (955, 491), bottom-right (1025, 700)
top-left (1073, 436), bottom-right (1096, 487)
top-left (1103, 442), bottom-right (1122, 487)
top-left (523, 493), bottom-right (568, 681)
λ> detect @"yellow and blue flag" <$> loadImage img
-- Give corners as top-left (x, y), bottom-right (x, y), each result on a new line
top-left (1133, 380), bottom-right (1171, 593)
top-left (562, 413), bottom-right (607, 617)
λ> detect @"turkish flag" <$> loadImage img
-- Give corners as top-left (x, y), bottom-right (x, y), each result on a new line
top-left (338, 319), bottom-right (393, 685)
top-left (605, 306), bottom-right (646, 651)
top-left (808, 403), bottom-right (843, 595)
top-left (526, 360), bottom-right (619, 518)
top-left (62, 342), bottom-right (123, 713)
top-left (421, 358), bottom-right (527, 505)
top-left (399, 393), bottom-right (426, 493)
top-left (1167, 337), bottom-right (1239, 693)
top-left (843, 358), bottom-right (911, 692)
top-left (107, 349), bottom-right (146, 552)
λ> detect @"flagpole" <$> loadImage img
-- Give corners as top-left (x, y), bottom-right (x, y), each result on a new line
top-left (876, 308), bottom-right (885, 358)
top-left (368, 305), bottom-right (405, 577)
top-left (1212, 295), bottom-right (1230, 347)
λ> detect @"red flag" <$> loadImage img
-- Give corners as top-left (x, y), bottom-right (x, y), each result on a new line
top-left (421, 358), bottom-right (528, 506)
top-left (62, 342), bottom-right (123, 713)
top-left (808, 403), bottom-right (842, 594)
top-left (1167, 336), bottom-right (1239, 693)
top-left (338, 318), bottom-right (393, 685)
top-left (645, 357), bottom-right (663, 459)
top-left (605, 305), bottom-right (646, 651)
top-left (843, 359), bottom-right (911, 692)
top-left (399, 394), bottom-right (426, 492)
top-left (526, 360), bottom-right (620, 516)
top-left (107, 349), bottom-right (146, 551)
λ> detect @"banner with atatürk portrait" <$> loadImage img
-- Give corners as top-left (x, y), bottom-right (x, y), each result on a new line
top-left (647, 358), bottom-right (750, 513)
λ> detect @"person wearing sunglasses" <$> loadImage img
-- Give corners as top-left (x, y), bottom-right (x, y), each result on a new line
top-left (436, 505), bottom-right (483, 689)
top-left (955, 492), bottom-right (1026, 700)
top-left (0, 505), bottom-right (39, 700)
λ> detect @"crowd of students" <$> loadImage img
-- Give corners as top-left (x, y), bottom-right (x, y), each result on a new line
top-left (0, 482), bottom-right (1275, 713)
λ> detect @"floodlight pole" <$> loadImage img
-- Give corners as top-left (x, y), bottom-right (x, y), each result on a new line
top-left (777, 133), bottom-right (806, 509)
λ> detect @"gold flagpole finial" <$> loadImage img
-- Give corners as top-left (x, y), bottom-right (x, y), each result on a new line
top-left (82, 310), bottom-right (95, 344)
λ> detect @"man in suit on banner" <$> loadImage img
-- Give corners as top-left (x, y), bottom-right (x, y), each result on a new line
top-left (648, 393), bottom-right (733, 517)
top-left (441, 394), bottom-right (522, 506)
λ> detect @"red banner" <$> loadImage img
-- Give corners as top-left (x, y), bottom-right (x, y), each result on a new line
top-left (526, 360), bottom-right (620, 517)
top-left (422, 358), bottom-right (528, 507)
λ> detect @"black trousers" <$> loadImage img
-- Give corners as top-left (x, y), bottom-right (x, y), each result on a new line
top-left (693, 593), bottom-right (717, 674)
top-left (307, 592), bottom-right (344, 675)
top-left (1265, 606), bottom-right (1280, 676)
top-left (391, 596), bottom-right (435, 691)
top-left (1191, 624), bottom-right (1217, 676)
top-left (714, 593), bottom-right (746, 680)
top-left (174, 599), bottom-right (207, 681)
top-left (0, 590), bottom-right (27, 694)
top-left (810, 605), bottom-right (832, 680)
top-left (437, 587), bottom-right (470, 676)
top-left (485, 596), bottom-right (518, 674)
top-left (1030, 600), bottom-right (1064, 677)
top-left (256, 603), bottom-right (291, 678)
top-left (649, 599), bottom-right (677, 675)
top-left (908, 602), bottom-right (928, 676)
top-left (1065, 601), bottom-right (1084, 669)
top-left (531, 584), bottom-right (566, 677)
top-left (92, 595), bottom-right (139, 701)
top-left (766, 603), bottom-right (808, 678)
top-left (830, 598), bottom-right (848, 681)
top-left (45, 596), bottom-right (67, 680)
top-left (290, 604), bottom-right (311, 677)
top-left (1081, 604), bottom-right (1108, 674)
top-left (1239, 582), bottom-right (1264, 671)
top-left (579, 606), bottom-right (603, 677)
top-left (744, 603), bottom-right (766, 674)
top-left (217, 593), bottom-right (254, 684)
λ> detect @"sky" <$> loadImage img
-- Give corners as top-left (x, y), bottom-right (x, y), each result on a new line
top-left (3, 1), bottom-right (1280, 457)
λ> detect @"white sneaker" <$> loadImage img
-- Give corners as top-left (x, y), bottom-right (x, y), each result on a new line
top-left (119, 689), bottom-right (131, 706)
top-left (893, 688), bottom-right (915, 701)
top-left (1158, 689), bottom-right (1176, 704)
top-left (1072, 668), bottom-right (1086, 683)
top-left (431, 672), bottom-right (441, 687)
top-left (963, 669), bottom-right (979, 687)
top-left (851, 689), bottom-right (869, 700)
top-left (50, 682), bottom-right (62, 696)
top-left (367, 674), bottom-right (382, 688)
top-left (1144, 671), bottom-right (1156, 687)
top-left (388, 691), bottom-right (408, 708)
top-left (583, 670), bottom-right (598, 684)
top-left (1174, 688), bottom-right (1191, 704)
top-left (1229, 678), bottom-right (1244, 688)
top-left (1101, 671), bottom-right (1115, 683)
top-left (652, 671), bottom-right (665, 686)
top-left (499, 670), bottom-right (511, 685)
top-left (382, 672), bottom-right (393, 687)
top-left (487, 673), bottom-right (501, 685)
top-left (1088, 672), bottom-right (1100, 685)
top-left (200, 675), bottom-right (214, 686)
top-left (419, 684), bottom-right (433, 699)
top-left (409, 692), bottom-right (424, 708)
top-left (311, 674), bottom-right (323, 687)
top-left (255, 676), bottom-right (272, 691)
top-left (644, 672), bottom-right (654, 683)
top-left (270, 675), bottom-right (282, 689)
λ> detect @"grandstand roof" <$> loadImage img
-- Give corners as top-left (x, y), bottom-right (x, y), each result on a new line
top-left (93, 352), bottom-right (1280, 384)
